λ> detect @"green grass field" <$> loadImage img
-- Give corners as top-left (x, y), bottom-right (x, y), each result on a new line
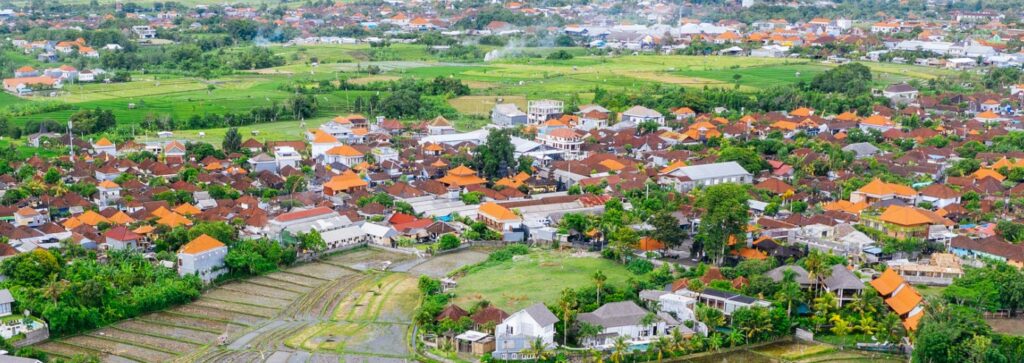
top-left (452, 250), bottom-right (635, 312)
top-left (2, 45), bottom-right (954, 141)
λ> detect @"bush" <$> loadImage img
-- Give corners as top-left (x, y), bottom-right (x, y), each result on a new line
top-left (626, 258), bottom-right (655, 275)
top-left (546, 50), bottom-right (574, 60)
top-left (437, 234), bottom-right (461, 251)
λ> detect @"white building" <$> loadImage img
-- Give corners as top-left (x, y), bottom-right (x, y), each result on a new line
top-left (274, 146), bottom-right (302, 170)
top-left (494, 303), bottom-right (559, 360)
top-left (661, 161), bottom-right (752, 191)
top-left (527, 100), bottom-right (564, 124)
top-left (177, 234), bottom-right (228, 283)
top-left (621, 105), bottom-right (665, 126)
top-left (577, 301), bottom-right (677, 349)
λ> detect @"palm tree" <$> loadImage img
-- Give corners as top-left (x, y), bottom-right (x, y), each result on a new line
top-left (804, 251), bottom-right (831, 297)
top-left (42, 274), bottom-right (68, 304)
top-left (726, 329), bottom-right (744, 347)
top-left (559, 288), bottom-right (578, 346)
top-left (587, 348), bottom-right (603, 363)
top-left (774, 269), bottom-right (802, 318)
top-left (707, 333), bottom-right (723, 352)
top-left (640, 312), bottom-right (658, 338)
top-left (653, 336), bottom-right (672, 363)
top-left (577, 321), bottom-right (603, 348)
top-left (670, 327), bottom-right (688, 353)
top-left (611, 336), bottom-right (629, 363)
top-left (593, 270), bottom-right (607, 305)
top-left (528, 338), bottom-right (550, 363)
top-left (51, 182), bottom-right (69, 196)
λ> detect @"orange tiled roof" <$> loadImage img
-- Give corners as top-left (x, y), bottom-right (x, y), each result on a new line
top-left (312, 129), bottom-right (339, 144)
top-left (972, 168), bottom-right (1005, 181)
top-left (94, 137), bottom-right (114, 147)
top-left (856, 178), bottom-right (916, 197)
top-left (479, 202), bottom-right (518, 221)
top-left (659, 160), bottom-right (687, 174)
top-left (439, 165), bottom-right (487, 187)
top-left (326, 145), bottom-right (364, 157)
top-left (638, 237), bottom-right (665, 251)
top-left (869, 268), bottom-right (904, 296)
top-left (879, 205), bottom-right (950, 227)
top-left (885, 285), bottom-right (922, 315)
top-left (174, 203), bottom-right (201, 216)
top-left (180, 234), bottom-right (225, 255)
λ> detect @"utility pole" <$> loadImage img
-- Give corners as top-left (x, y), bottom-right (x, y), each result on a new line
top-left (67, 118), bottom-right (74, 159)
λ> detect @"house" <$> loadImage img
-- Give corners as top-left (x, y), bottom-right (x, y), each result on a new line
top-left (177, 234), bottom-right (228, 283)
top-left (274, 146), bottom-right (302, 170)
top-left (268, 206), bottom-right (352, 239)
top-left (13, 207), bottom-right (46, 227)
top-left (309, 130), bottom-right (342, 159)
top-left (870, 268), bottom-right (924, 332)
top-left (97, 180), bottom-right (121, 206)
top-left (883, 83), bottom-right (918, 105)
top-left (492, 103), bottom-right (528, 127)
top-left (917, 184), bottom-right (961, 209)
top-left (577, 301), bottom-right (676, 349)
top-left (888, 253), bottom-right (963, 286)
top-left (164, 141), bottom-right (186, 163)
top-left (859, 115), bottom-right (895, 132)
top-left (0, 289), bottom-right (12, 317)
top-left (950, 236), bottom-right (1024, 268)
top-left (104, 226), bottom-right (142, 251)
top-left (849, 178), bottom-right (917, 204)
top-left (478, 202), bottom-right (522, 231)
top-left (323, 145), bottom-right (364, 166)
top-left (2, 76), bottom-right (61, 95)
top-left (527, 100), bottom-right (563, 124)
top-left (132, 25), bottom-right (157, 39)
top-left (842, 142), bottom-right (880, 159)
top-left (426, 116), bottom-right (456, 135)
top-left (493, 303), bottom-right (559, 360)
top-left (661, 161), bottom-right (752, 191)
top-left (822, 265), bottom-right (865, 306)
top-left (675, 288), bottom-right (770, 316)
top-left (863, 205), bottom-right (953, 240)
top-left (13, 66), bottom-right (38, 78)
top-left (248, 153), bottom-right (278, 173)
top-left (93, 137), bottom-right (116, 155)
top-left (536, 128), bottom-right (584, 160)
top-left (621, 105), bottom-right (665, 126)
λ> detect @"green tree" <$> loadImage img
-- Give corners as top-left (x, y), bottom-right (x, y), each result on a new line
top-left (558, 288), bottom-right (578, 346)
top-left (696, 183), bottom-right (749, 264)
top-left (222, 127), bottom-right (242, 153)
top-left (593, 270), bottom-right (607, 305)
top-left (437, 234), bottom-right (460, 251)
top-left (299, 230), bottom-right (327, 253)
top-left (474, 129), bottom-right (516, 180)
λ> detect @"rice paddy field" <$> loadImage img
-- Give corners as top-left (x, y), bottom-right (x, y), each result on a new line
top-left (2, 43), bottom-right (955, 146)
top-left (32, 247), bottom-right (430, 363)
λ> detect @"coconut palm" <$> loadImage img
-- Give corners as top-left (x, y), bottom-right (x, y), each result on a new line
top-left (577, 321), bottom-right (603, 348)
top-left (726, 329), bottom-right (744, 347)
top-left (640, 312), bottom-right (658, 337)
top-left (804, 250), bottom-right (831, 296)
top-left (774, 269), bottom-right (802, 318)
top-left (653, 336), bottom-right (673, 363)
top-left (671, 327), bottom-right (688, 353)
top-left (593, 270), bottom-right (607, 305)
top-left (559, 288), bottom-right (578, 346)
top-left (528, 338), bottom-right (551, 363)
top-left (588, 348), bottom-right (604, 363)
top-left (42, 274), bottom-right (68, 303)
top-left (611, 336), bottom-right (630, 363)
top-left (707, 333), bottom-right (723, 352)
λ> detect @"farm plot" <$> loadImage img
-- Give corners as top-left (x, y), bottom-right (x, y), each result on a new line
top-left (193, 298), bottom-right (280, 318)
top-left (141, 311), bottom-right (247, 333)
top-left (342, 323), bottom-right (410, 357)
top-left (286, 261), bottom-right (356, 280)
top-left (408, 249), bottom-right (490, 278)
top-left (204, 288), bottom-right (294, 309)
top-left (62, 335), bottom-right (176, 362)
top-left (448, 95), bottom-right (527, 116)
top-left (34, 341), bottom-right (111, 361)
top-left (324, 248), bottom-right (413, 271)
top-left (116, 320), bottom-right (220, 344)
top-left (374, 277), bottom-right (420, 323)
top-left (218, 281), bottom-right (302, 301)
top-left (249, 275), bottom-right (316, 293)
top-left (263, 270), bottom-right (329, 288)
top-left (169, 304), bottom-right (265, 326)
top-left (88, 328), bottom-right (199, 353)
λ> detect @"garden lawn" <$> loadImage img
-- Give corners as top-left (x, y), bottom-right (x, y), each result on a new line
top-left (452, 250), bottom-right (635, 312)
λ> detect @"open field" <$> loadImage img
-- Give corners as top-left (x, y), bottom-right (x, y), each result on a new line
top-left (685, 340), bottom-right (905, 363)
top-left (987, 318), bottom-right (1024, 335)
top-left (452, 250), bottom-right (636, 311)
top-left (2, 44), bottom-right (953, 147)
top-left (34, 258), bottom-right (358, 362)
